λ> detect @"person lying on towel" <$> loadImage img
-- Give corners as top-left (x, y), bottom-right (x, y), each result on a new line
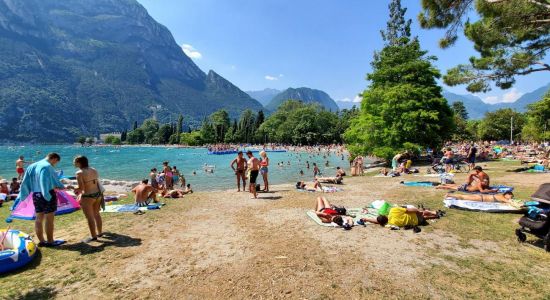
top-left (296, 179), bottom-right (322, 191)
top-left (436, 166), bottom-right (498, 193)
top-left (316, 176), bottom-right (342, 184)
top-left (445, 191), bottom-right (515, 203)
top-left (362, 206), bottom-right (442, 228)
top-left (315, 197), bottom-right (353, 230)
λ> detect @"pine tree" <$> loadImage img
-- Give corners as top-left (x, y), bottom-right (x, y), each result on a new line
top-left (344, 0), bottom-right (454, 159)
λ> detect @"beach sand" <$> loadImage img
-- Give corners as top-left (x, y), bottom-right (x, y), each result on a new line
top-left (2, 160), bottom-right (550, 299)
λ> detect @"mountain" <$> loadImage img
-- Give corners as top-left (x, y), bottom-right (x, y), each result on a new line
top-left (442, 91), bottom-right (490, 120)
top-left (246, 88), bottom-right (281, 106)
top-left (266, 87), bottom-right (339, 111)
top-left (493, 82), bottom-right (550, 112)
top-left (443, 83), bottom-right (550, 119)
top-left (0, 0), bottom-right (262, 142)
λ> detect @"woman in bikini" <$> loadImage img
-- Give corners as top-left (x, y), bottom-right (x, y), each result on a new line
top-left (74, 156), bottom-right (103, 243)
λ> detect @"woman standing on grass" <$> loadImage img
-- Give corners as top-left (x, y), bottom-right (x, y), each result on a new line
top-left (74, 156), bottom-right (103, 243)
top-left (259, 151), bottom-right (269, 192)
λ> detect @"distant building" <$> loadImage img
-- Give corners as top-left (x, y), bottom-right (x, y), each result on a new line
top-left (99, 132), bottom-right (122, 142)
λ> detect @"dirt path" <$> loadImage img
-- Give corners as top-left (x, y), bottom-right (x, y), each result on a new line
top-left (3, 162), bottom-right (550, 299)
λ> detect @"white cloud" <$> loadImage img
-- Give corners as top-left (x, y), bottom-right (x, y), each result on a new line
top-left (502, 88), bottom-right (523, 103)
top-left (483, 88), bottom-right (524, 104)
top-left (483, 96), bottom-right (499, 104)
top-left (265, 75), bottom-right (278, 81)
top-left (338, 95), bottom-right (362, 103)
top-left (181, 44), bottom-right (202, 59)
top-left (279, 74), bottom-right (284, 78)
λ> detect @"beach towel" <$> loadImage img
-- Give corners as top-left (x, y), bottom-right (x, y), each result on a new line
top-left (443, 198), bottom-right (523, 213)
top-left (401, 181), bottom-right (439, 187)
top-left (296, 187), bottom-right (343, 193)
top-left (102, 203), bottom-right (165, 213)
top-left (462, 185), bottom-right (514, 194)
top-left (306, 208), bottom-right (379, 227)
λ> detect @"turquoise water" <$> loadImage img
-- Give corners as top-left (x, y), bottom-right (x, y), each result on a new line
top-left (0, 146), bottom-right (349, 191)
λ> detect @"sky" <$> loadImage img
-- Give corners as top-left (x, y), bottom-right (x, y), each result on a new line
top-left (136, 0), bottom-right (549, 106)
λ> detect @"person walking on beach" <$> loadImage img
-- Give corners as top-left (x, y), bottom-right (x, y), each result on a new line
top-left (231, 151), bottom-right (247, 192)
top-left (246, 151), bottom-right (260, 199)
top-left (259, 151), bottom-right (269, 192)
top-left (73, 156), bottom-right (103, 243)
top-left (18, 153), bottom-right (66, 247)
top-left (15, 156), bottom-right (25, 180)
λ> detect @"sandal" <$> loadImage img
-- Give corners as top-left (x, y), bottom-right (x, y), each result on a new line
top-left (82, 237), bottom-right (98, 243)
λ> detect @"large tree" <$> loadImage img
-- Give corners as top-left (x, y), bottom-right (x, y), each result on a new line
top-left (344, 0), bottom-right (454, 159)
top-left (419, 0), bottom-right (550, 92)
top-left (522, 91), bottom-right (550, 141)
top-left (477, 108), bottom-right (526, 141)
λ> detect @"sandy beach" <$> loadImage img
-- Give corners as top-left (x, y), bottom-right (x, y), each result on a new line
top-left (2, 160), bottom-right (549, 299)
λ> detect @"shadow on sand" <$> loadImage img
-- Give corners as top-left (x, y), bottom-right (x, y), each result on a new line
top-left (57, 232), bottom-right (142, 255)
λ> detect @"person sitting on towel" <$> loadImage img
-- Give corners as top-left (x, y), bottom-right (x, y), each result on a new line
top-left (131, 179), bottom-right (158, 206)
top-left (336, 167), bottom-right (346, 178)
top-left (445, 191), bottom-right (515, 203)
top-left (436, 166), bottom-right (498, 193)
top-left (363, 206), bottom-right (441, 228)
top-left (315, 196), bottom-right (353, 229)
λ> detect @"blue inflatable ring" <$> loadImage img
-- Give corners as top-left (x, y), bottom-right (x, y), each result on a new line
top-left (0, 229), bottom-right (37, 274)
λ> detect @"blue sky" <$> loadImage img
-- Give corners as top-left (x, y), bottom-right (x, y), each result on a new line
top-left (137, 0), bottom-right (548, 105)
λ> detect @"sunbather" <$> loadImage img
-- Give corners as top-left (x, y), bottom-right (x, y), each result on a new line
top-left (436, 166), bottom-right (498, 193)
top-left (297, 179), bottom-right (322, 191)
top-left (362, 206), bottom-right (441, 228)
top-left (445, 191), bottom-right (514, 203)
top-left (315, 197), bottom-right (353, 229)
top-left (316, 176), bottom-right (343, 184)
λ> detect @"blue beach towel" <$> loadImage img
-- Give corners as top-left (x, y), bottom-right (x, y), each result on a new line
top-left (401, 181), bottom-right (438, 187)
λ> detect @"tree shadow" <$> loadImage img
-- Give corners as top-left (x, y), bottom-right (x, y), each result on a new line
top-left (14, 287), bottom-right (57, 300)
top-left (0, 248), bottom-right (43, 277)
top-left (57, 232), bottom-right (142, 256)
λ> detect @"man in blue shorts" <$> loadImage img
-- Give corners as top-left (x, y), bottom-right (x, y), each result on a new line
top-left (18, 153), bottom-right (66, 247)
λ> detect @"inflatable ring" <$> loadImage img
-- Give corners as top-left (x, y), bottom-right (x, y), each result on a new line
top-left (0, 229), bottom-right (37, 274)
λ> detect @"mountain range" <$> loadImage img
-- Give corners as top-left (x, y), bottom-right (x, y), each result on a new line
top-left (246, 87), bottom-right (339, 112)
top-left (443, 82), bottom-right (550, 119)
top-left (0, 0), bottom-right (262, 142)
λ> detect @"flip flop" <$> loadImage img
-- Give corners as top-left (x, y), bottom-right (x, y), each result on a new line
top-left (44, 240), bottom-right (66, 247)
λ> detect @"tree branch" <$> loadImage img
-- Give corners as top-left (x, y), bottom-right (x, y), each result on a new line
top-left (485, 0), bottom-right (550, 10)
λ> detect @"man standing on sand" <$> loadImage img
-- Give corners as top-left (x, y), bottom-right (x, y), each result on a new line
top-left (15, 156), bottom-right (25, 180)
top-left (18, 153), bottom-right (66, 247)
top-left (230, 151), bottom-right (247, 192)
top-left (246, 151), bottom-right (260, 199)
top-left (131, 179), bottom-right (158, 207)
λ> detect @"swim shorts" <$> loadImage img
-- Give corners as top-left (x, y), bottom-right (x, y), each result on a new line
top-left (16, 167), bottom-right (24, 175)
top-left (468, 156), bottom-right (476, 163)
top-left (136, 199), bottom-right (152, 207)
top-left (249, 170), bottom-right (259, 184)
top-left (457, 184), bottom-right (468, 192)
top-left (260, 166), bottom-right (268, 175)
top-left (33, 191), bottom-right (57, 214)
top-left (444, 158), bottom-right (453, 164)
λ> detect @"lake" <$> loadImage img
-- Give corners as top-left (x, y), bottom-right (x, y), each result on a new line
top-left (0, 145), bottom-right (350, 191)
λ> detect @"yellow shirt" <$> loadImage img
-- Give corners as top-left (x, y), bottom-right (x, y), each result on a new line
top-left (388, 207), bottom-right (418, 227)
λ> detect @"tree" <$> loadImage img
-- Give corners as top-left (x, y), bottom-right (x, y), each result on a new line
top-left (199, 119), bottom-right (216, 144)
top-left (126, 128), bottom-right (145, 144)
top-left (141, 119), bottom-right (160, 144)
top-left (176, 114), bottom-right (183, 144)
top-left (256, 110), bottom-right (265, 129)
top-left (157, 124), bottom-right (173, 145)
top-left (451, 101), bottom-right (469, 120)
top-left (419, 0), bottom-right (550, 92)
top-left (477, 108), bottom-right (526, 141)
top-left (522, 92), bottom-right (550, 141)
top-left (77, 136), bottom-right (87, 146)
top-left (133, 121), bottom-right (138, 130)
top-left (209, 110), bottom-right (231, 142)
top-left (344, 0), bottom-right (454, 160)
top-left (104, 135), bottom-right (116, 144)
top-left (235, 110), bottom-right (257, 144)
top-left (120, 130), bottom-right (127, 142)
top-left (86, 137), bottom-right (95, 145)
